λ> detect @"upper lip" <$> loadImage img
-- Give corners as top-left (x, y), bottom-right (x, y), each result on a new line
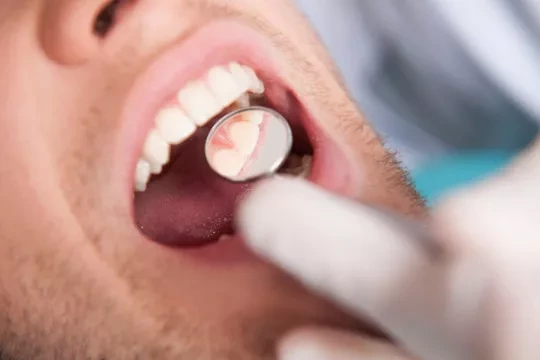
top-left (116, 20), bottom-right (356, 215)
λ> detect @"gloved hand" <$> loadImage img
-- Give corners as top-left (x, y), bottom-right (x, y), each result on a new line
top-left (237, 142), bottom-right (540, 360)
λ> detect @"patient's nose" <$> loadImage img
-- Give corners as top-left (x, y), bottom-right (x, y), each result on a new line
top-left (38, 0), bottom-right (120, 65)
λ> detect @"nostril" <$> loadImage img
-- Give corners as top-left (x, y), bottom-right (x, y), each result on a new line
top-left (94, 0), bottom-right (122, 37)
top-left (39, 0), bottom-right (129, 65)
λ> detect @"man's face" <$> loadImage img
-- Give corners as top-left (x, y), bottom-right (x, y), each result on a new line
top-left (0, 0), bottom-right (423, 359)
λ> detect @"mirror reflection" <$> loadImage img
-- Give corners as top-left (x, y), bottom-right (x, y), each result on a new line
top-left (205, 107), bottom-right (292, 182)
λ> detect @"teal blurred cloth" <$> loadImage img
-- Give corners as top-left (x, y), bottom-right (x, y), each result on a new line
top-left (411, 150), bottom-right (517, 206)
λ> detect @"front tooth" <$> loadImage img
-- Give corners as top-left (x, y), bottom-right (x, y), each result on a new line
top-left (242, 66), bottom-right (264, 94)
top-left (207, 67), bottom-right (244, 107)
top-left (135, 159), bottom-right (151, 192)
top-left (155, 107), bottom-right (196, 145)
top-left (229, 121), bottom-right (260, 156)
top-left (143, 129), bottom-right (170, 166)
top-left (212, 149), bottom-right (247, 177)
top-left (177, 81), bottom-right (222, 126)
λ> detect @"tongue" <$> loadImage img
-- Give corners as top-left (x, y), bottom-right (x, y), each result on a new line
top-left (134, 130), bottom-right (251, 246)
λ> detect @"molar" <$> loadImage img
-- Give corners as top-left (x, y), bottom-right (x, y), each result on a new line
top-left (280, 154), bottom-right (312, 178)
top-left (242, 66), bottom-right (264, 94)
top-left (229, 62), bottom-right (252, 90)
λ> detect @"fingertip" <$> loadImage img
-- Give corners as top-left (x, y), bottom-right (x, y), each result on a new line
top-left (433, 172), bottom-right (540, 272)
top-left (236, 176), bottom-right (322, 251)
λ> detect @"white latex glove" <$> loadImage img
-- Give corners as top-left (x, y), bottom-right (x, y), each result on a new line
top-left (237, 143), bottom-right (540, 360)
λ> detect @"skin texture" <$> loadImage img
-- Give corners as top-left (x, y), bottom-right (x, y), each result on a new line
top-left (0, 0), bottom-right (425, 359)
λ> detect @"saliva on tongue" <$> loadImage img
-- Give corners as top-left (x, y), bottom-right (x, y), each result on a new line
top-left (134, 126), bottom-right (252, 247)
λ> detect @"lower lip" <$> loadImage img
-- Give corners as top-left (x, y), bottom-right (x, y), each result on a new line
top-left (180, 235), bottom-right (260, 264)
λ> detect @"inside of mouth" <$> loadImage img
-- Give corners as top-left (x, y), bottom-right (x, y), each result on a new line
top-left (134, 95), bottom-right (313, 247)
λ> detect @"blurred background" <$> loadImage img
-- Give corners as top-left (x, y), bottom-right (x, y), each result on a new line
top-left (294, 0), bottom-right (540, 205)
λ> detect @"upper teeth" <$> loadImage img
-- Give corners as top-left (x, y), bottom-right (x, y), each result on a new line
top-left (135, 62), bottom-right (265, 192)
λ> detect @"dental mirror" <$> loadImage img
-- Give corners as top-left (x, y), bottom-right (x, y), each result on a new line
top-left (205, 106), bottom-right (293, 182)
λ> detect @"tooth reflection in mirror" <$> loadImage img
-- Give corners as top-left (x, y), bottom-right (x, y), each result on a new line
top-left (205, 106), bottom-right (293, 182)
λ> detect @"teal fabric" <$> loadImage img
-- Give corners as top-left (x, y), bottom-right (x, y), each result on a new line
top-left (411, 150), bottom-right (517, 206)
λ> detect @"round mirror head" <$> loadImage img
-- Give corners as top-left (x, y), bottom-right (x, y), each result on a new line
top-left (205, 106), bottom-right (293, 182)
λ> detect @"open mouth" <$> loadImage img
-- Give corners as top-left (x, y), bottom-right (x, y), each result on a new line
top-left (134, 63), bottom-right (313, 247)
top-left (121, 22), bottom-right (353, 256)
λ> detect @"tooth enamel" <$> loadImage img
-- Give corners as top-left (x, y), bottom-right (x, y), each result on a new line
top-left (242, 65), bottom-right (265, 94)
top-left (143, 129), bottom-right (170, 166)
top-left (217, 234), bottom-right (235, 242)
top-left (149, 162), bottom-right (163, 175)
top-left (155, 107), bottom-right (196, 145)
top-left (135, 183), bottom-right (147, 192)
top-left (281, 155), bottom-right (313, 177)
top-left (235, 93), bottom-right (251, 108)
top-left (229, 62), bottom-right (252, 90)
top-left (135, 63), bottom-right (267, 192)
top-left (229, 121), bottom-right (259, 156)
top-left (300, 156), bottom-right (313, 177)
top-left (212, 149), bottom-right (247, 177)
top-left (244, 109), bottom-right (263, 125)
top-left (177, 81), bottom-right (222, 126)
top-left (207, 67), bottom-right (244, 107)
top-left (135, 159), bottom-right (151, 192)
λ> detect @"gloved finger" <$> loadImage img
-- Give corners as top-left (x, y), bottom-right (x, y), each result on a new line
top-left (237, 177), bottom-right (435, 310)
top-left (434, 142), bottom-right (540, 278)
top-left (432, 142), bottom-right (540, 360)
top-left (278, 327), bottom-right (411, 360)
top-left (237, 177), bottom-right (483, 360)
